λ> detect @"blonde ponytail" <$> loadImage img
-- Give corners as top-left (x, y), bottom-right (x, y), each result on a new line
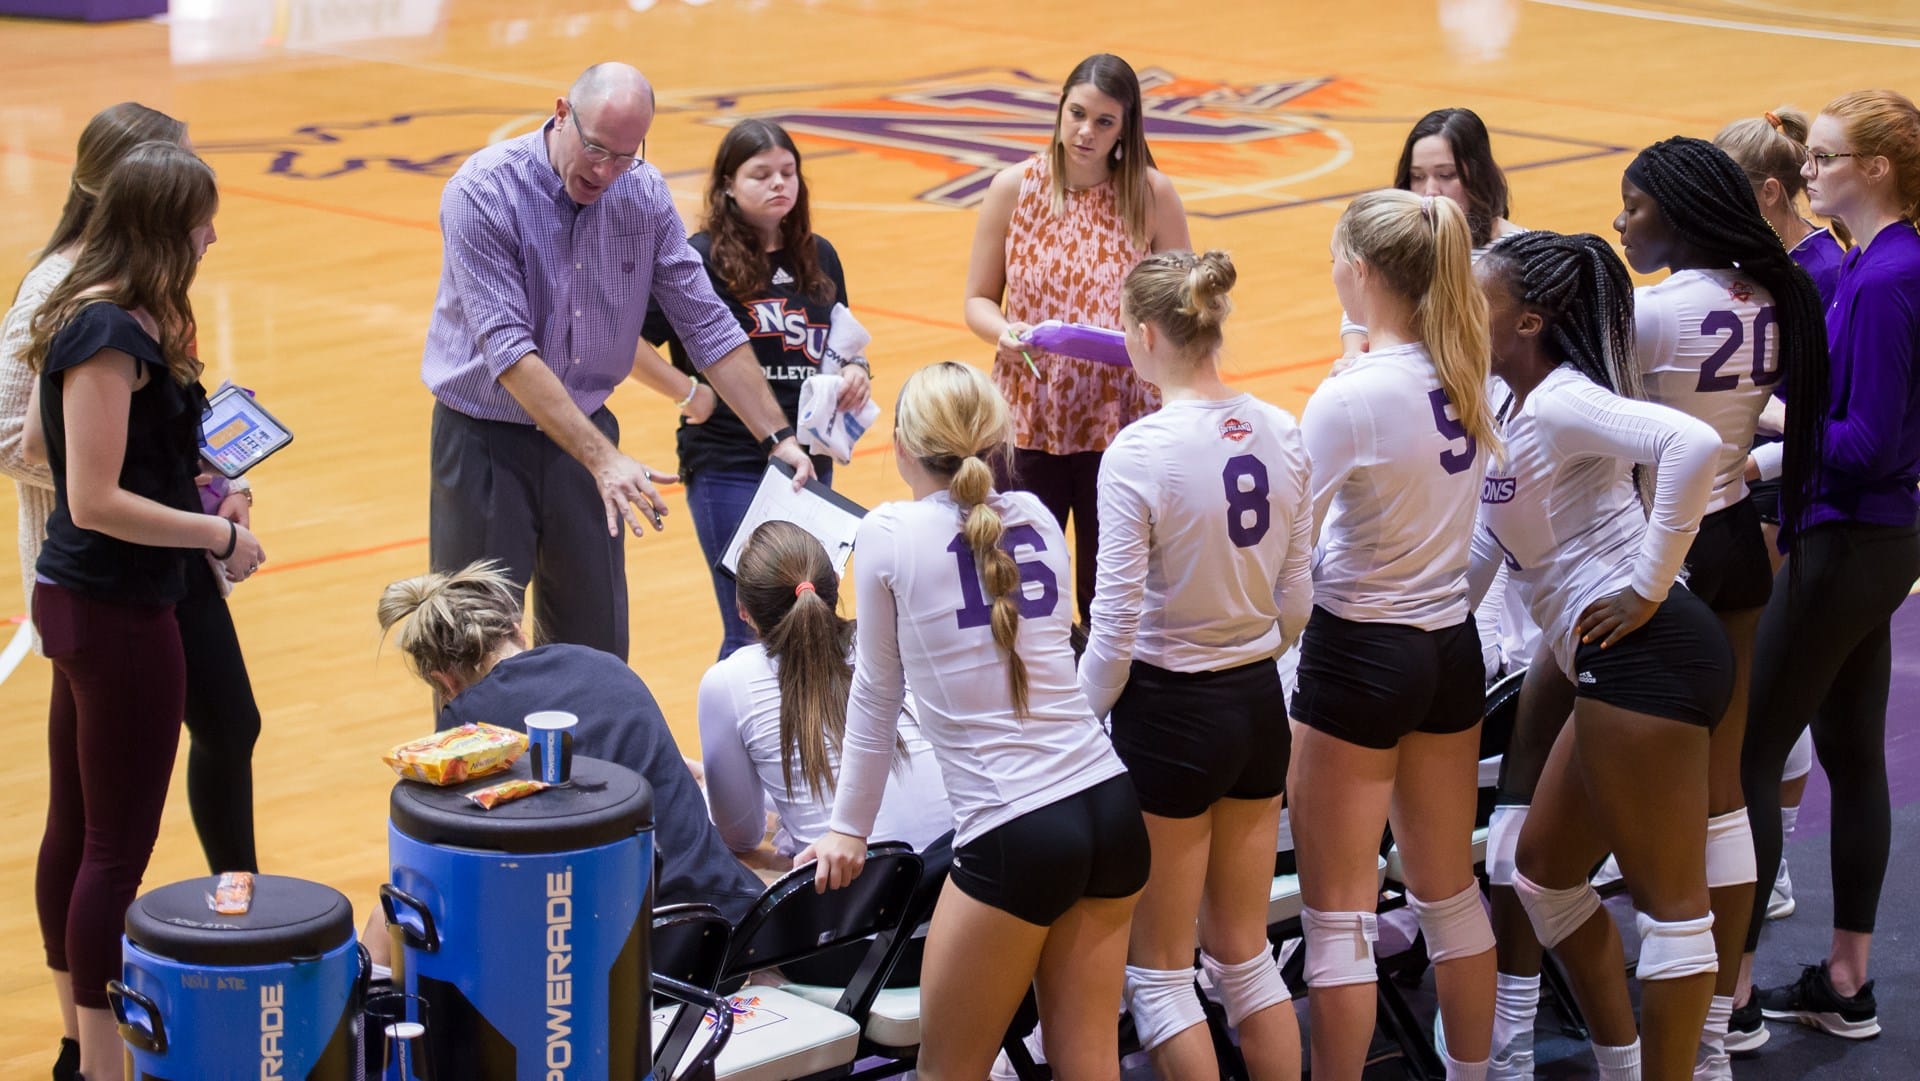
top-left (1335, 189), bottom-right (1497, 454)
top-left (377, 561), bottom-right (526, 688)
top-left (1122, 248), bottom-right (1237, 355)
top-left (895, 362), bottom-right (1032, 716)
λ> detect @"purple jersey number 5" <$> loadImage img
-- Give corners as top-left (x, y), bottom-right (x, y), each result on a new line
top-left (1428, 387), bottom-right (1478, 475)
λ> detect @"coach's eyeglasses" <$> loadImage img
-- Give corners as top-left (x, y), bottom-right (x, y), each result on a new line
top-left (564, 100), bottom-right (645, 172)
top-left (1808, 151), bottom-right (1858, 170)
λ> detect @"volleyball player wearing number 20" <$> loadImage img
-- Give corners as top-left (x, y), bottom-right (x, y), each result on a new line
top-left (1080, 250), bottom-right (1310, 1081)
top-left (1614, 135), bottom-right (1831, 1077)
top-left (801, 361), bottom-right (1146, 1081)
top-left (1289, 190), bottom-right (1501, 1081)
top-left (1473, 230), bottom-right (1729, 1081)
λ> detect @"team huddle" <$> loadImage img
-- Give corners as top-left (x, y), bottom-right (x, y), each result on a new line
top-left (10, 42), bottom-right (1919, 1081)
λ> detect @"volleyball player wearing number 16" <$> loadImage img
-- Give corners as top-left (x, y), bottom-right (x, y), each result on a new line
top-left (1080, 250), bottom-right (1311, 1081)
top-left (801, 361), bottom-right (1147, 1081)
top-left (1288, 190), bottom-right (1501, 1081)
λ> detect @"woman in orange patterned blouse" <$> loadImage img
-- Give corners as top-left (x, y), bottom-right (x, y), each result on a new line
top-left (963, 53), bottom-right (1190, 622)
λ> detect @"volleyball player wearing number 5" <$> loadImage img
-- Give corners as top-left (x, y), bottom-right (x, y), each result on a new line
top-left (1614, 135), bottom-right (1832, 1076)
top-left (1079, 250), bottom-right (1309, 1081)
top-left (1288, 190), bottom-right (1501, 1081)
top-left (800, 362), bottom-right (1147, 1081)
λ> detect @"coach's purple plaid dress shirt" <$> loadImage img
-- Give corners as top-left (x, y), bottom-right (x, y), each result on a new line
top-left (421, 121), bottom-right (747, 424)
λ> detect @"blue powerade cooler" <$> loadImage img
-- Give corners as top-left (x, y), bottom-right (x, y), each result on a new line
top-left (385, 755), bottom-right (654, 1081)
top-left (109, 875), bottom-right (365, 1081)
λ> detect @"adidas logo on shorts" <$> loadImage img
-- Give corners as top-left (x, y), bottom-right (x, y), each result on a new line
top-left (1578, 671), bottom-right (1597, 685)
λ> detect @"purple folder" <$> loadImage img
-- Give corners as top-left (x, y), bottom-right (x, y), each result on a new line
top-left (1021, 321), bottom-right (1131, 367)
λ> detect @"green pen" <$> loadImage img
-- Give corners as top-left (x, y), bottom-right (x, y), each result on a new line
top-left (1021, 349), bottom-right (1039, 378)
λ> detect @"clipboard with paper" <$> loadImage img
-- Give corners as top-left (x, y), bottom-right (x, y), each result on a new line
top-left (718, 459), bottom-right (869, 578)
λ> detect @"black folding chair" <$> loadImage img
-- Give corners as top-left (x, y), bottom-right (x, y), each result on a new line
top-left (652, 903), bottom-right (736, 1081)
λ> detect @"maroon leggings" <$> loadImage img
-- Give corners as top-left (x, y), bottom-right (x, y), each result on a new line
top-left (34, 581), bottom-right (186, 1011)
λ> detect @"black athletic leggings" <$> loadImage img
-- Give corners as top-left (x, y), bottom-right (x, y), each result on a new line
top-left (176, 556), bottom-right (262, 874)
top-left (1742, 518), bottom-right (1920, 948)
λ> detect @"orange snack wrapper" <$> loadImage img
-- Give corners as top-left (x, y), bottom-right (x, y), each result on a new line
top-left (466, 778), bottom-right (550, 810)
top-left (383, 723), bottom-right (528, 786)
top-left (208, 872), bottom-right (254, 916)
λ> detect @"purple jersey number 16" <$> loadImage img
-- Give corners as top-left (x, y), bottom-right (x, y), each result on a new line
top-left (949, 524), bottom-right (1060, 628)
top-left (1427, 387), bottom-right (1478, 475)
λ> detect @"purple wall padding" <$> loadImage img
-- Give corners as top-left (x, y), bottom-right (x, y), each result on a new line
top-left (0, 0), bottom-right (166, 21)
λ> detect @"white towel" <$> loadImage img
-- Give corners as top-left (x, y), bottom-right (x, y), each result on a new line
top-left (797, 374), bottom-right (879, 464)
top-left (822, 303), bottom-right (870, 375)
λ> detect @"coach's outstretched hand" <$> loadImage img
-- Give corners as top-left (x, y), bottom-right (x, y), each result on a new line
top-left (1577, 586), bottom-right (1659, 649)
top-left (797, 830), bottom-right (868, 893)
top-left (596, 453), bottom-right (677, 537)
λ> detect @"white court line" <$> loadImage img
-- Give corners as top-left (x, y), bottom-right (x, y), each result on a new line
top-left (1526, 0), bottom-right (1920, 47)
top-left (0, 620), bottom-right (33, 686)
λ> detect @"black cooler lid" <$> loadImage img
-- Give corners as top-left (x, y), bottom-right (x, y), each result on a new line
top-left (125, 875), bottom-right (354, 967)
top-left (389, 755), bottom-right (652, 855)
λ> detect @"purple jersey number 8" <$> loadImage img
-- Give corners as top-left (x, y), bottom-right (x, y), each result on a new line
top-left (948, 524), bottom-right (1060, 628)
top-left (1427, 387), bottom-right (1478, 475)
top-left (1223, 454), bottom-right (1271, 548)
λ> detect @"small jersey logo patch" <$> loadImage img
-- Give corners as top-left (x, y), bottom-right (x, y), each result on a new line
top-left (1578, 671), bottom-right (1597, 685)
top-left (1220, 417), bottom-right (1254, 442)
top-left (772, 267), bottom-right (795, 286)
top-left (1482, 476), bottom-right (1517, 504)
top-left (1727, 280), bottom-right (1755, 303)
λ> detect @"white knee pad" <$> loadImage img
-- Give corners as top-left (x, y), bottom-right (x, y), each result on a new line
top-left (1511, 870), bottom-right (1601, 949)
top-left (1783, 726), bottom-right (1814, 782)
top-left (1705, 810), bottom-right (1757, 888)
top-left (1634, 911), bottom-right (1718, 981)
top-left (1301, 907), bottom-right (1379, 988)
top-left (1201, 949), bottom-right (1290, 1028)
top-left (1487, 804), bottom-right (1527, 888)
top-left (1408, 884), bottom-right (1496, 964)
top-left (1123, 965), bottom-right (1206, 1051)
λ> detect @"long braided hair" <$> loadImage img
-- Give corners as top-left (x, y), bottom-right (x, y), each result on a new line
top-left (1482, 230), bottom-right (1640, 398)
top-left (1626, 136), bottom-right (1830, 540)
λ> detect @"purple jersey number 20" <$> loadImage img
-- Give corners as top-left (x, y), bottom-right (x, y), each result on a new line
top-left (949, 524), bottom-right (1060, 628)
top-left (1427, 387), bottom-right (1478, 475)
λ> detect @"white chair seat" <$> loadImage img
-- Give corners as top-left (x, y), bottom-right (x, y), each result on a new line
top-left (1384, 828), bottom-right (1490, 885)
top-left (655, 986), bottom-right (859, 1081)
top-left (783, 982), bottom-right (923, 1048)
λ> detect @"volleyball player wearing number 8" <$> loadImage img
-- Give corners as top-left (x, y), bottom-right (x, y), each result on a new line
top-left (801, 361), bottom-right (1147, 1081)
top-left (1288, 190), bottom-right (1500, 1081)
top-left (1472, 230), bottom-right (1729, 1081)
top-left (1078, 250), bottom-right (1310, 1081)
top-left (1613, 135), bottom-right (1831, 1078)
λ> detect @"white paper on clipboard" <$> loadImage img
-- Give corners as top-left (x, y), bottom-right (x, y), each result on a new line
top-left (718, 459), bottom-right (868, 578)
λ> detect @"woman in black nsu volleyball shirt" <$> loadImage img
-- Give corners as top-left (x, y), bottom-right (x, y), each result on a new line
top-left (640, 118), bottom-right (868, 660)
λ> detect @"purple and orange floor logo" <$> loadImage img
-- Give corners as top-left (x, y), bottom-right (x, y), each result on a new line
top-left (192, 66), bottom-right (1627, 221)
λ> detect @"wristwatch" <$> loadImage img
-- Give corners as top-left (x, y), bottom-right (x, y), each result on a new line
top-left (759, 425), bottom-right (796, 456)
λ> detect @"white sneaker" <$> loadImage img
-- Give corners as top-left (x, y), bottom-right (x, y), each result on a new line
top-left (1767, 859), bottom-right (1796, 920)
top-left (1693, 1048), bottom-right (1733, 1080)
top-left (1591, 854), bottom-right (1624, 889)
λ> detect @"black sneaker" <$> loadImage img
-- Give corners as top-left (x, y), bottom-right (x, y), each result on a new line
top-left (1724, 996), bottom-right (1769, 1055)
top-left (54, 1037), bottom-right (79, 1081)
top-left (1756, 962), bottom-right (1881, 1039)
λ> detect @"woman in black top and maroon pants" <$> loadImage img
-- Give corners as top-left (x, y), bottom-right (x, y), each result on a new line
top-left (24, 142), bottom-right (265, 1081)
top-left (638, 118), bottom-right (868, 660)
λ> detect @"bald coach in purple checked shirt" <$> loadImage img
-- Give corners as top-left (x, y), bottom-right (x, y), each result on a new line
top-left (422, 62), bottom-right (815, 661)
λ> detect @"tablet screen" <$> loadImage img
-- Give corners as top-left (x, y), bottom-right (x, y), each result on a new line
top-left (200, 385), bottom-right (293, 478)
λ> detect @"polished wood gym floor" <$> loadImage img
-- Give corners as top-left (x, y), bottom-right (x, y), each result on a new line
top-left (2, 0), bottom-right (1918, 1070)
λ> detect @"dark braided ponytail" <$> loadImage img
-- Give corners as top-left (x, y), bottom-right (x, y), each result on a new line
top-left (1482, 230), bottom-right (1640, 397)
top-left (1625, 136), bottom-right (1831, 538)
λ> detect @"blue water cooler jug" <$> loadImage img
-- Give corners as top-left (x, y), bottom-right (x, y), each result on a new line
top-left (385, 755), bottom-right (654, 1081)
top-left (109, 874), bottom-right (365, 1080)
